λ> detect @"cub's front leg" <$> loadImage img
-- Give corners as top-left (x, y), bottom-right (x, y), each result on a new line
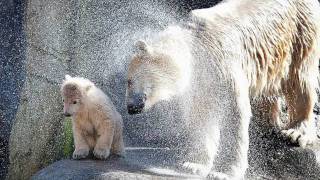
top-left (111, 122), bottom-right (126, 157)
top-left (93, 119), bottom-right (114, 160)
top-left (72, 124), bottom-right (90, 159)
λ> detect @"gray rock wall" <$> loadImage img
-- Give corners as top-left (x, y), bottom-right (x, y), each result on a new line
top-left (8, 0), bottom-right (71, 179)
top-left (7, 0), bottom-right (222, 179)
top-left (0, 0), bottom-right (25, 179)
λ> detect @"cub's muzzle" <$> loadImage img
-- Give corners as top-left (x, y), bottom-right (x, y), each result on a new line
top-left (64, 112), bottom-right (71, 117)
top-left (127, 93), bottom-right (146, 115)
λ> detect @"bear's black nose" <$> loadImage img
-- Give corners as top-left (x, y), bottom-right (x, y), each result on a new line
top-left (127, 93), bottom-right (146, 115)
top-left (127, 104), bottom-right (143, 114)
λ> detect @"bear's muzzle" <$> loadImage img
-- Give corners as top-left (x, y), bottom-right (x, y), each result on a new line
top-left (127, 93), bottom-right (146, 114)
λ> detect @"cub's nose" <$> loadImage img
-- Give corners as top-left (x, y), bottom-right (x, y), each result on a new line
top-left (127, 93), bottom-right (146, 115)
top-left (64, 112), bottom-right (71, 117)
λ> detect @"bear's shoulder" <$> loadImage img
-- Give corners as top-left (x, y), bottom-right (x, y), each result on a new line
top-left (190, 1), bottom-right (235, 23)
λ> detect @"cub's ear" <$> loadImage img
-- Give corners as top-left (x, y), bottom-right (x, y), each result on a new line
top-left (65, 74), bottom-right (72, 80)
top-left (85, 84), bottom-right (92, 92)
top-left (69, 84), bottom-right (77, 91)
top-left (135, 40), bottom-right (152, 54)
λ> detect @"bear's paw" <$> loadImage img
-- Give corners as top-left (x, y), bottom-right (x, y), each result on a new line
top-left (207, 172), bottom-right (231, 180)
top-left (182, 162), bottom-right (211, 177)
top-left (281, 121), bottom-right (316, 148)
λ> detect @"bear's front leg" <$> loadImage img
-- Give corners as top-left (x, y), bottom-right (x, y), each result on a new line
top-left (182, 132), bottom-right (218, 176)
top-left (72, 124), bottom-right (90, 160)
top-left (209, 71), bottom-right (251, 180)
top-left (93, 120), bottom-right (114, 160)
top-left (182, 112), bottom-right (220, 177)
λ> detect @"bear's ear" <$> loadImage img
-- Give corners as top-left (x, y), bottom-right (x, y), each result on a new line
top-left (65, 74), bottom-right (72, 80)
top-left (135, 40), bottom-right (152, 54)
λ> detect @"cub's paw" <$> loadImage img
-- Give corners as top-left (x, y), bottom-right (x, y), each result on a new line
top-left (182, 162), bottom-right (211, 176)
top-left (93, 148), bottom-right (110, 160)
top-left (281, 127), bottom-right (315, 148)
top-left (207, 172), bottom-right (230, 180)
top-left (72, 149), bottom-right (89, 160)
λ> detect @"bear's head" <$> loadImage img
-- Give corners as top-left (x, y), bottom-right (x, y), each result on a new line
top-left (61, 75), bottom-right (93, 117)
top-left (126, 37), bottom-right (191, 115)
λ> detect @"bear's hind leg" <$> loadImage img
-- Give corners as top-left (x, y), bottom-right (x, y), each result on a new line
top-left (281, 80), bottom-right (317, 148)
top-left (266, 97), bottom-right (283, 128)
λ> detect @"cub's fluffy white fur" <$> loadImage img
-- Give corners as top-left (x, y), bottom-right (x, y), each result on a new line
top-left (61, 75), bottom-right (125, 159)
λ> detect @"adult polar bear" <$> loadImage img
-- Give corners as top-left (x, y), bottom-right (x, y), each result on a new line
top-left (126, 0), bottom-right (320, 179)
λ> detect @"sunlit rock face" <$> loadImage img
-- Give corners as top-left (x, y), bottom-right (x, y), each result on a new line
top-left (7, 0), bottom-right (222, 179)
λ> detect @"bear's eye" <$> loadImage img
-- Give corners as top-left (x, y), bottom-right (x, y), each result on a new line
top-left (62, 99), bottom-right (64, 103)
top-left (73, 101), bottom-right (77, 104)
top-left (127, 80), bottom-right (133, 87)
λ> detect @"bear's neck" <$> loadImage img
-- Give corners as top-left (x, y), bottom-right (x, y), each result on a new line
top-left (156, 25), bottom-right (233, 96)
top-left (156, 26), bottom-right (194, 95)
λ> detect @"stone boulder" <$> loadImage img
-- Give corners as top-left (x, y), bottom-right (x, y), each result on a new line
top-left (32, 100), bottom-right (320, 180)
top-left (32, 140), bottom-right (320, 180)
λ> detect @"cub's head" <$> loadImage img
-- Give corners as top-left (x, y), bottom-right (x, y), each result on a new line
top-left (60, 75), bottom-right (93, 117)
top-left (126, 40), bottom-right (185, 115)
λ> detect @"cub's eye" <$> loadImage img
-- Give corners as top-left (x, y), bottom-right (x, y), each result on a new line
top-left (62, 99), bottom-right (64, 102)
top-left (73, 101), bottom-right (77, 104)
top-left (127, 80), bottom-right (133, 87)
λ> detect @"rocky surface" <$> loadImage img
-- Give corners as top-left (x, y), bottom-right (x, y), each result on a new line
top-left (32, 140), bottom-right (320, 180)
top-left (32, 100), bottom-right (320, 180)
top-left (32, 148), bottom-right (190, 180)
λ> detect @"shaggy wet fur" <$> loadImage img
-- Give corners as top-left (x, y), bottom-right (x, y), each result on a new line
top-left (126, 0), bottom-right (320, 179)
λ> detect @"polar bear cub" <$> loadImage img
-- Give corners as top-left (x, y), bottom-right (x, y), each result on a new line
top-left (61, 75), bottom-right (125, 160)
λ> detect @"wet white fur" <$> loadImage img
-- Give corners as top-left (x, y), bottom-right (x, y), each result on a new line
top-left (127, 0), bottom-right (320, 179)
